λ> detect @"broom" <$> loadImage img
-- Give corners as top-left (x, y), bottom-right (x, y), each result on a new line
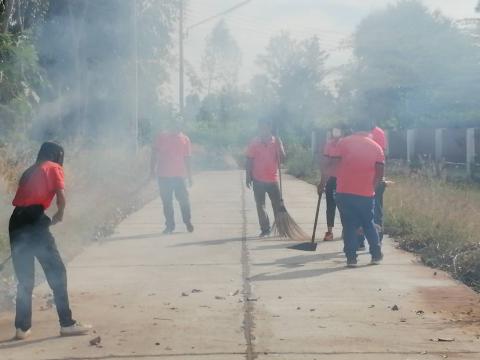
top-left (271, 140), bottom-right (309, 241)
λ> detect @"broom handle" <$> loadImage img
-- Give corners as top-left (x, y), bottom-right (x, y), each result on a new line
top-left (311, 192), bottom-right (323, 243)
top-left (276, 136), bottom-right (283, 199)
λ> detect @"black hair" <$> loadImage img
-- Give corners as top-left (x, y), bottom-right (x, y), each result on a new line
top-left (19, 142), bottom-right (64, 186)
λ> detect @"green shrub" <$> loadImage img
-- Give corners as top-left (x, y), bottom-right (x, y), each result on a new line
top-left (285, 144), bottom-right (319, 183)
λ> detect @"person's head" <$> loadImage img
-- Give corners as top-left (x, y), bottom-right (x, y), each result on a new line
top-left (165, 118), bottom-right (182, 134)
top-left (331, 127), bottom-right (342, 139)
top-left (350, 116), bottom-right (372, 133)
top-left (19, 142), bottom-right (64, 186)
top-left (36, 142), bottom-right (64, 166)
top-left (258, 118), bottom-right (273, 140)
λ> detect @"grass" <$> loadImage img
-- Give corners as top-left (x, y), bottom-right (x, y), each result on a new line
top-left (384, 172), bottom-right (480, 291)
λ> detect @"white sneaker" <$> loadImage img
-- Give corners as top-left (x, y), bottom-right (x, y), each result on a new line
top-left (60, 322), bottom-right (92, 336)
top-left (15, 328), bottom-right (32, 340)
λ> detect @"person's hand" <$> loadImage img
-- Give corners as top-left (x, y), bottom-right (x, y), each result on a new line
top-left (317, 182), bottom-right (325, 195)
top-left (51, 211), bottom-right (64, 225)
top-left (246, 177), bottom-right (252, 189)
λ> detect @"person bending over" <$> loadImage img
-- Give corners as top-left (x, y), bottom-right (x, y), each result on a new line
top-left (330, 122), bottom-right (385, 267)
top-left (10, 142), bottom-right (92, 340)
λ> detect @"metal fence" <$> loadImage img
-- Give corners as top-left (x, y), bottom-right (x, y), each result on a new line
top-left (312, 128), bottom-right (479, 178)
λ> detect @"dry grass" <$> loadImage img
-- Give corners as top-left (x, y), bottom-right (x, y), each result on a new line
top-left (385, 173), bottom-right (480, 290)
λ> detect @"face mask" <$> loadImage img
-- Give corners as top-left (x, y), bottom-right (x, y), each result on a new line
top-left (332, 128), bottom-right (342, 138)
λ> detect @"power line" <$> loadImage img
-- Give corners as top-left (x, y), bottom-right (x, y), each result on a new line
top-left (186, 0), bottom-right (254, 32)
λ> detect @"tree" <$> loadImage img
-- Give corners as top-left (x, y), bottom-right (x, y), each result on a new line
top-left (340, 0), bottom-right (480, 128)
top-left (201, 20), bottom-right (242, 94)
top-left (255, 32), bottom-right (333, 137)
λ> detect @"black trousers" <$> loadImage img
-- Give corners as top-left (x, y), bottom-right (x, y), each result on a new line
top-left (252, 180), bottom-right (282, 232)
top-left (9, 206), bottom-right (75, 331)
top-left (158, 177), bottom-right (191, 230)
top-left (325, 177), bottom-right (337, 228)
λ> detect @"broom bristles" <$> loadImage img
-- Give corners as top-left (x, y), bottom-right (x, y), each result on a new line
top-left (272, 210), bottom-right (309, 241)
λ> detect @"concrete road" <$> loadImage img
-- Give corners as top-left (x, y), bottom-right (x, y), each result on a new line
top-left (1, 170), bottom-right (480, 360)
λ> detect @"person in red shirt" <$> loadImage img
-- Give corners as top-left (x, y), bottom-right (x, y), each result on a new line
top-left (319, 127), bottom-right (343, 241)
top-left (246, 120), bottom-right (285, 237)
top-left (330, 122), bottom-right (385, 267)
top-left (151, 121), bottom-right (193, 234)
top-left (370, 123), bottom-right (387, 241)
top-left (9, 142), bottom-right (91, 340)
top-left (357, 122), bottom-right (388, 249)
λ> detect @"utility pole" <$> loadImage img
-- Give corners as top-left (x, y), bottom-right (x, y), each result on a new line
top-left (133, 0), bottom-right (139, 152)
top-left (179, 0), bottom-right (185, 118)
top-left (178, 0), bottom-right (252, 119)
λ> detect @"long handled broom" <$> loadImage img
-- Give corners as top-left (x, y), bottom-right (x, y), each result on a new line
top-left (289, 191), bottom-right (322, 251)
top-left (271, 143), bottom-right (309, 241)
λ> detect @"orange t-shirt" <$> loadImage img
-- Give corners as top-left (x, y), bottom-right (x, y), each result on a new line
top-left (322, 138), bottom-right (340, 177)
top-left (371, 126), bottom-right (387, 151)
top-left (246, 137), bottom-right (283, 183)
top-left (331, 134), bottom-right (385, 197)
top-left (12, 161), bottom-right (65, 210)
top-left (154, 132), bottom-right (191, 177)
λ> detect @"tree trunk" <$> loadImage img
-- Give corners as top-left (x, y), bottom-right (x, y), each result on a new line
top-left (2, 0), bottom-right (16, 33)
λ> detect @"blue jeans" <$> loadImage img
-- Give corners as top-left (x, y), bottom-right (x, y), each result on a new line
top-left (336, 193), bottom-right (382, 261)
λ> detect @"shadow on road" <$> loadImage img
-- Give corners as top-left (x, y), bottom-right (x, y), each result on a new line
top-left (253, 252), bottom-right (344, 269)
top-left (0, 335), bottom-right (62, 350)
top-left (249, 265), bottom-right (349, 282)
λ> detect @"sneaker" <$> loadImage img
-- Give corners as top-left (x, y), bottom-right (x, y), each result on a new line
top-left (162, 227), bottom-right (174, 235)
top-left (370, 255), bottom-right (384, 265)
top-left (259, 229), bottom-right (271, 237)
top-left (15, 328), bottom-right (31, 340)
top-left (60, 322), bottom-right (92, 337)
top-left (346, 258), bottom-right (358, 268)
top-left (186, 223), bottom-right (194, 233)
top-left (323, 232), bottom-right (334, 241)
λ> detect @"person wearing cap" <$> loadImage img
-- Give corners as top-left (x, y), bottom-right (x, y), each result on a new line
top-left (246, 120), bottom-right (285, 237)
top-left (151, 120), bottom-right (194, 234)
top-left (330, 121), bottom-right (385, 267)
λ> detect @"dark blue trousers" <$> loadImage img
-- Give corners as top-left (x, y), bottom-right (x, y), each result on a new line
top-left (336, 193), bottom-right (382, 261)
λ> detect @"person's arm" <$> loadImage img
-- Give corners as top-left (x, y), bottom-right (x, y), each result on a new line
top-left (186, 156), bottom-right (193, 186)
top-left (52, 189), bottom-right (66, 225)
top-left (246, 157), bottom-right (253, 189)
top-left (318, 155), bottom-right (331, 194)
top-left (277, 137), bottom-right (286, 162)
top-left (374, 162), bottom-right (385, 189)
top-left (150, 147), bottom-right (157, 178)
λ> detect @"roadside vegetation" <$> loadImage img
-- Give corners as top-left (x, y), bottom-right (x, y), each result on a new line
top-left (384, 171), bottom-right (480, 291)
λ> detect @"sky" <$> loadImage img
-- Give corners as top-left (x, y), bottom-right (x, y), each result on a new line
top-left (180, 0), bottom-right (479, 89)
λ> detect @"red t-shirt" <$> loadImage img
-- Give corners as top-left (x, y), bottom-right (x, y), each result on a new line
top-left (371, 126), bottom-right (387, 151)
top-left (246, 137), bottom-right (283, 183)
top-left (322, 138), bottom-right (340, 177)
top-left (332, 134), bottom-right (385, 197)
top-left (12, 161), bottom-right (65, 210)
top-left (154, 132), bottom-right (191, 177)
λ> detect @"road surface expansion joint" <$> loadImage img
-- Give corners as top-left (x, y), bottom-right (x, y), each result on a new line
top-left (241, 174), bottom-right (256, 360)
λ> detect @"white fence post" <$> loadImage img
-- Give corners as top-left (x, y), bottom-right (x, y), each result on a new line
top-left (466, 128), bottom-right (475, 178)
top-left (435, 128), bottom-right (444, 162)
top-left (311, 130), bottom-right (316, 158)
top-left (407, 129), bottom-right (416, 163)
